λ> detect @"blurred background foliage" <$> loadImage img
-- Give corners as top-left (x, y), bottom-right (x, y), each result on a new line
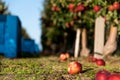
top-left (41, 0), bottom-right (120, 54)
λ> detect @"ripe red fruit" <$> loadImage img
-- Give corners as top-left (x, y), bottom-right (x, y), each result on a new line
top-left (65, 53), bottom-right (70, 58)
top-left (107, 74), bottom-right (120, 80)
top-left (96, 59), bottom-right (105, 66)
top-left (92, 57), bottom-right (97, 62)
top-left (51, 6), bottom-right (60, 11)
top-left (75, 4), bottom-right (85, 12)
top-left (93, 5), bottom-right (101, 13)
top-left (60, 53), bottom-right (67, 61)
top-left (68, 3), bottom-right (74, 9)
top-left (113, 2), bottom-right (120, 10)
top-left (68, 61), bottom-right (82, 75)
top-left (95, 70), bottom-right (111, 80)
top-left (108, 5), bottom-right (114, 11)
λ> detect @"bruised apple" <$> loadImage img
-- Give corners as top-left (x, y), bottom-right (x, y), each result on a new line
top-left (107, 74), bottom-right (120, 80)
top-left (96, 59), bottom-right (105, 66)
top-left (60, 53), bottom-right (67, 61)
top-left (95, 70), bottom-right (111, 80)
top-left (68, 61), bottom-right (82, 74)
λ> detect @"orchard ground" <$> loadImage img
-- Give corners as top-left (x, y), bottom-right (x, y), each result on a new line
top-left (0, 52), bottom-right (120, 80)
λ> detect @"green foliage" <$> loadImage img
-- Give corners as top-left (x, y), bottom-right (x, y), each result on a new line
top-left (0, 0), bottom-right (10, 15)
top-left (41, 0), bottom-right (120, 51)
top-left (21, 28), bottom-right (30, 39)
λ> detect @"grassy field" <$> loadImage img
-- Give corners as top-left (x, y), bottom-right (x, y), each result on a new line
top-left (0, 54), bottom-right (120, 80)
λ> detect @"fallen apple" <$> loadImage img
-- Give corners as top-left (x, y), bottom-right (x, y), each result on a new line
top-left (95, 70), bottom-right (111, 80)
top-left (65, 53), bottom-right (70, 59)
top-left (92, 57), bottom-right (98, 62)
top-left (60, 53), bottom-right (67, 61)
top-left (107, 74), bottom-right (120, 80)
top-left (68, 61), bottom-right (82, 75)
top-left (96, 59), bottom-right (105, 66)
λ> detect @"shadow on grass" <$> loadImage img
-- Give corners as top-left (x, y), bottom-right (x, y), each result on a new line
top-left (81, 68), bottom-right (93, 73)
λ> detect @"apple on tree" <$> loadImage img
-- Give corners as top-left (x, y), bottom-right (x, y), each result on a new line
top-left (68, 61), bottom-right (82, 75)
top-left (68, 3), bottom-right (74, 9)
top-left (75, 4), bottom-right (85, 12)
top-left (51, 6), bottom-right (60, 12)
top-left (108, 5), bottom-right (114, 11)
top-left (113, 2), bottom-right (120, 10)
top-left (93, 5), bottom-right (101, 13)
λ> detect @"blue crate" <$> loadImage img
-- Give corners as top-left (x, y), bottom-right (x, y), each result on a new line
top-left (21, 38), bottom-right (36, 54)
top-left (0, 15), bottom-right (40, 58)
top-left (0, 15), bottom-right (21, 58)
top-left (0, 22), bottom-right (5, 53)
top-left (34, 44), bottom-right (40, 53)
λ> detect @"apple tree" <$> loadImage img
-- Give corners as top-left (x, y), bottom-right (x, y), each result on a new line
top-left (41, 0), bottom-right (120, 58)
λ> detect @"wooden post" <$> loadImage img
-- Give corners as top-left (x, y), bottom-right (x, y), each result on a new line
top-left (94, 16), bottom-right (105, 59)
top-left (74, 28), bottom-right (81, 58)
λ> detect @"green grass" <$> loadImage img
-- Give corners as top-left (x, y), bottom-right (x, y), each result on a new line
top-left (0, 54), bottom-right (120, 80)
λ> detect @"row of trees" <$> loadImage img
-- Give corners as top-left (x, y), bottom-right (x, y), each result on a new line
top-left (41, 0), bottom-right (120, 57)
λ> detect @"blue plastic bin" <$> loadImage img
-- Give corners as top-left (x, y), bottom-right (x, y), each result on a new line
top-left (0, 15), bottom-right (21, 58)
top-left (21, 38), bottom-right (36, 54)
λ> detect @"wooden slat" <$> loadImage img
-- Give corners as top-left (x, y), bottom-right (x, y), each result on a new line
top-left (74, 28), bottom-right (81, 58)
top-left (94, 16), bottom-right (105, 59)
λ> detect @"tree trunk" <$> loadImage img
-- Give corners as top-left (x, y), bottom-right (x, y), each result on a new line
top-left (74, 28), bottom-right (81, 58)
top-left (103, 25), bottom-right (117, 58)
top-left (80, 28), bottom-right (90, 57)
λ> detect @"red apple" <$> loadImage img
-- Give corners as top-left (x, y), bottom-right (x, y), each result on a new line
top-left (107, 74), bottom-right (120, 80)
top-left (68, 3), bottom-right (74, 10)
top-left (113, 2), bottom-right (120, 10)
top-left (60, 53), bottom-right (67, 61)
top-left (95, 70), bottom-right (111, 80)
top-left (93, 5), bottom-right (101, 13)
top-left (92, 57), bottom-right (98, 62)
top-left (75, 4), bottom-right (85, 12)
top-left (96, 59), bottom-right (105, 66)
top-left (87, 54), bottom-right (97, 62)
top-left (65, 53), bottom-right (70, 58)
top-left (51, 6), bottom-right (60, 11)
top-left (68, 61), bottom-right (82, 74)
top-left (108, 5), bottom-right (114, 11)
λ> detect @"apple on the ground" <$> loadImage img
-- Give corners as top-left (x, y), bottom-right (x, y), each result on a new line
top-left (95, 70), bottom-right (111, 80)
top-left (68, 61), bottom-right (82, 75)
